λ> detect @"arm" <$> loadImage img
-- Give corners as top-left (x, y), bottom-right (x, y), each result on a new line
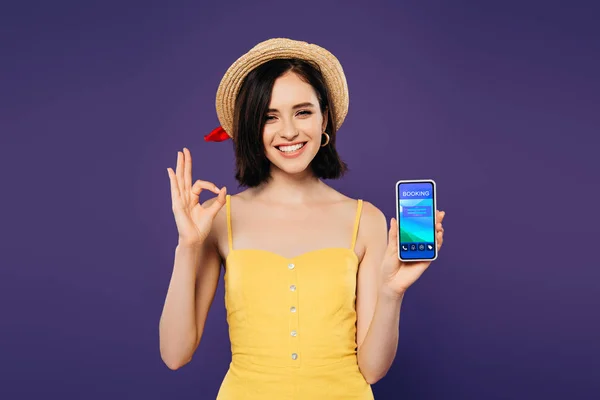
top-left (356, 202), bottom-right (404, 384)
top-left (159, 198), bottom-right (222, 370)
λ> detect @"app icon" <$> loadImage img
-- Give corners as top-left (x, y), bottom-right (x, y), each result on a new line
top-left (401, 244), bottom-right (408, 251)
top-left (418, 244), bottom-right (425, 251)
top-left (410, 244), bottom-right (416, 251)
top-left (427, 244), bottom-right (433, 250)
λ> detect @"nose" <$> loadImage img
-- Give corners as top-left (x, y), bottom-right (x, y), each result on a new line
top-left (278, 119), bottom-right (299, 141)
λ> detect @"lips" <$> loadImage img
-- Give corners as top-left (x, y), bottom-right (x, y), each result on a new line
top-left (274, 141), bottom-right (308, 158)
top-left (276, 142), bottom-right (307, 153)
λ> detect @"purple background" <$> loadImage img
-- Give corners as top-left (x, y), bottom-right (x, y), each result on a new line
top-left (2, 1), bottom-right (599, 399)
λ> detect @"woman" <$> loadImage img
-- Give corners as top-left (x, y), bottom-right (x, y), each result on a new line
top-left (160, 38), bottom-right (445, 399)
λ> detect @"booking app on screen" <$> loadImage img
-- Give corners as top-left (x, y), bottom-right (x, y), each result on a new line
top-left (398, 182), bottom-right (436, 259)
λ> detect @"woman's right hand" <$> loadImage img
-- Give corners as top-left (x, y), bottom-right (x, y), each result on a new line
top-left (167, 147), bottom-right (226, 247)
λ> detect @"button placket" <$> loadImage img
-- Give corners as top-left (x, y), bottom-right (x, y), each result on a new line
top-left (287, 260), bottom-right (300, 366)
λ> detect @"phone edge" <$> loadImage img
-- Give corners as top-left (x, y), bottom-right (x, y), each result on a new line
top-left (395, 179), bottom-right (438, 262)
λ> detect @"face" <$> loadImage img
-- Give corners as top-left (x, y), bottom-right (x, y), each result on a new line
top-left (262, 71), bottom-right (328, 177)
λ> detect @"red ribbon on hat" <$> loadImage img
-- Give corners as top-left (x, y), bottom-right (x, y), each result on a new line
top-left (204, 126), bottom-right (231, 142)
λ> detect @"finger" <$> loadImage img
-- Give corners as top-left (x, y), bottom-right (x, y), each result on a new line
top-left (207, 186), bottom-right (227, 216)
top-left (176, 151), bottom-right (185, 200)
top-left (437, 210), bottom-right (446, 222)
top-left (191, 180), bottom-right (221, 196)
top-left (167, 168), bottom-right (182, 206)
top-left (387, 218), bottom-right (398, 255)
top-left (183, 148), bottom-right (192, 195)
top-left (436, 222), bottom-right (444, 232)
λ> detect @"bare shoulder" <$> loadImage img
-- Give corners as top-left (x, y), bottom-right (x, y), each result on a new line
top-left (357, 200), bottom-right (388, 247)
top-left (360, 200), bottom-right (387, 228)
top-left (200, 196), bottom-right (228, 260)
top-left (200, 191), bottom-right (253, 260)
top-left (323, 189), bottom-right (388, 246)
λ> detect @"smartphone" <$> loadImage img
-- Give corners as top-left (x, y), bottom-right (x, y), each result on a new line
top-left (395, 179), bottom-right (438, 262)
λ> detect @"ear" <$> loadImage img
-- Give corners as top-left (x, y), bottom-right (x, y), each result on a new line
top-left (322, 107), bottom-right (329, 132)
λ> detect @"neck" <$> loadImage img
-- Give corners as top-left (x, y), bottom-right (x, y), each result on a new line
top-left (250, 165), bottom-right (327, 205)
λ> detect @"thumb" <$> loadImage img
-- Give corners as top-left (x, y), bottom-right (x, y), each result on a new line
top-left (206, 186), bottom-right (227, 217)
top-left (387, 218), bottom-right (398, 254)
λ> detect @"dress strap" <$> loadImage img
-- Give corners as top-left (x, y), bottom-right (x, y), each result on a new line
top-left (226, 194), bottom-right (233, 251)
top-left (350, 199), bottom-right (363, 251)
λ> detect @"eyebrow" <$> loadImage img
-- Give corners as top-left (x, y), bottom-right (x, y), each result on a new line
top-left (267, 102), bottom-right (316, 112)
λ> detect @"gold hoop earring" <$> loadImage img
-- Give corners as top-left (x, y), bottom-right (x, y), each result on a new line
top-left (321, 132), bottom-right (330, 147)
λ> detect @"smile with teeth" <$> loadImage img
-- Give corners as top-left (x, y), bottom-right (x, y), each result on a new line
top-left (277, 142), bottom-right (306, 153)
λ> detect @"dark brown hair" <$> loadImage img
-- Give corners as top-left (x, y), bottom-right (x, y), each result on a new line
top-left (232, 58), bottom-right (348, 187)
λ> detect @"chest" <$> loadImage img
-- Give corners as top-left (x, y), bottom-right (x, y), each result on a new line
top-left (224, 248), bottom-right (359, 318)
top-left (219, 201), bottom-right (360, 260)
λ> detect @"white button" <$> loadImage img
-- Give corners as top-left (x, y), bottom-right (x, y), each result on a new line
top-left (291, 330), bottom-right (297, 337)
top-left (290, 306), bottom-right (296, 312)
top-left (290, 285), bottom-right (296, 291)
top-left (291, 353), bottom-right (298, 360)
top-left (288, 263), bottom-right (295, 269)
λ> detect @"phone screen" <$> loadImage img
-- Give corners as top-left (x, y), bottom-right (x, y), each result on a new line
top-left (397, 181), bottom-right (437, 260)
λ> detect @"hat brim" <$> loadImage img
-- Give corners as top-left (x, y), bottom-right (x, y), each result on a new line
top-left (215, 38), bottom-right (349, 138)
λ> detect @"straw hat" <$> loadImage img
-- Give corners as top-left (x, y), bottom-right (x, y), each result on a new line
top-left (204, 38), bottom-right (349, 142)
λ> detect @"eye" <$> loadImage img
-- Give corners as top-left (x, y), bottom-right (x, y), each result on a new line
top-left (297, 110), bottom-right (312, 116)
top-left (265, 115), bottom-right (276, 121)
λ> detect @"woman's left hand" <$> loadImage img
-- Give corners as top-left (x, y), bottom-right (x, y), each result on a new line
top-left (380, 210), bottom-right (445, 297)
